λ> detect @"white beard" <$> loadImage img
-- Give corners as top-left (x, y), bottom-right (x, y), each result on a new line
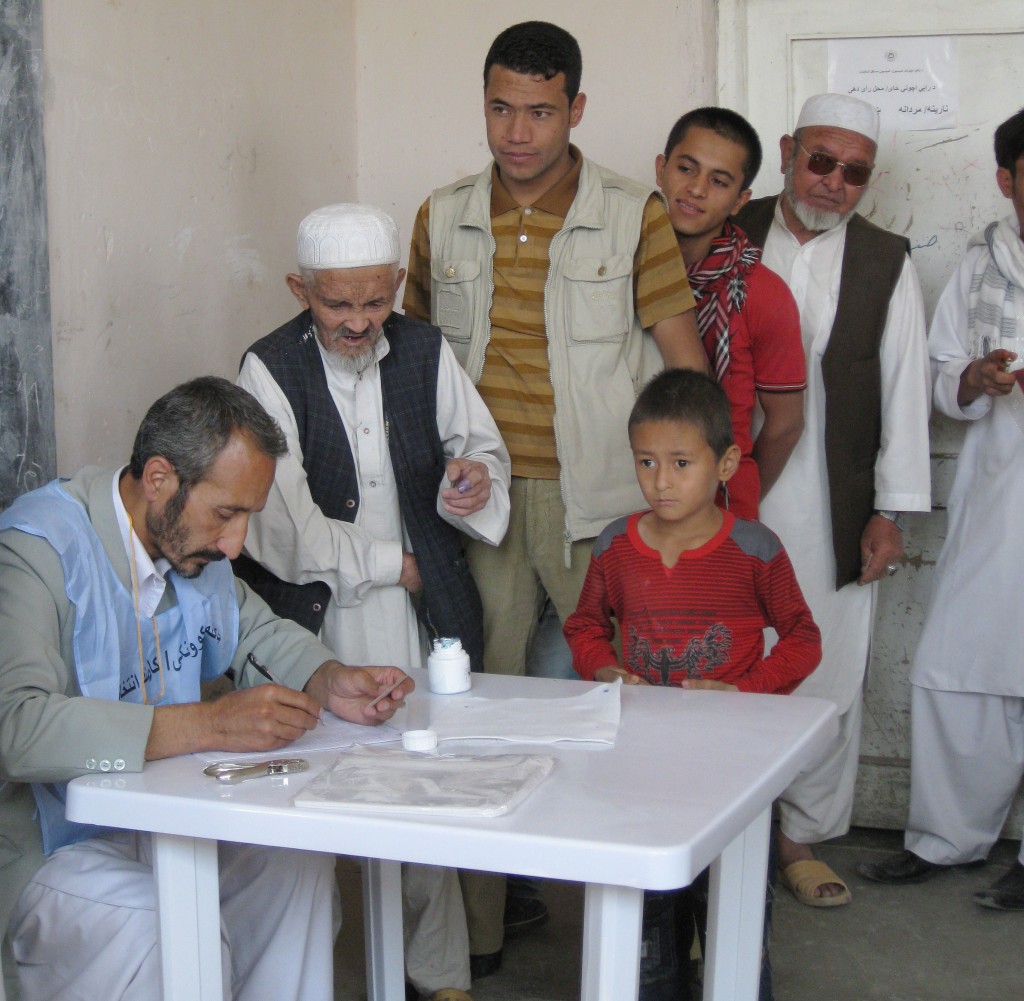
top-left (316, 324), bottom-right (383, 375)
top-left (783, 161), bottom-right (854, 233)
top-left (324, 346), bottom-right (378, 375)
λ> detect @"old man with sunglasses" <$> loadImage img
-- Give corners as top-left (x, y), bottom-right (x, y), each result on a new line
top-left (734, 93), bottom-right (931, 909)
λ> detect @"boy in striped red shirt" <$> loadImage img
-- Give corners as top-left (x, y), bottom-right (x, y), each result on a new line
top-left (565, 368), bottom-right (820, 693)
top-left (564, 368), bottom-right (820, 1000)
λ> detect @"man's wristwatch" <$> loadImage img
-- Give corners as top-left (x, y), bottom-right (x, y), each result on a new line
top-left (875, 509), bottom-right (905, 532)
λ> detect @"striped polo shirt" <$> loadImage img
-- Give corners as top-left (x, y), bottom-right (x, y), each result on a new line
top-left (405, 148), bottom-right (695, 478)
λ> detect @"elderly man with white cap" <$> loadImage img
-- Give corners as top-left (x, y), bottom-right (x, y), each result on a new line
top-left (235, 203), bottom-right (510, 1001)
top-left (735, 94), bottom-right (932, 907)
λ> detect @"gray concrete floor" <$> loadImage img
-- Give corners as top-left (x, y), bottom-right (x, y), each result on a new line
top-left (333, 828), bottom-right (1024, 1001)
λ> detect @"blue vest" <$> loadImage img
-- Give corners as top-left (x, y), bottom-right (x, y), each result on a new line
top-left (0, 479), bottom-right (239, 853)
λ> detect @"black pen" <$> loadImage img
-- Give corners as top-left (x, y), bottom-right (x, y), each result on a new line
top-left (247, 651), bottom-right (284, 685)
top-left (247, 653), bottom-right (324, 726)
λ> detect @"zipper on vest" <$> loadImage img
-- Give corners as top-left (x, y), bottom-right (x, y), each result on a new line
top-left (545, 225), bottom-right (574, 568)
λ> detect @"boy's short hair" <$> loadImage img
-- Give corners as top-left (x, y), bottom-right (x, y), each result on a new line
top-left (995, 107), bottom-right (1024, 174)
top-left (629, 369), bottom-right (735, 458)
top-left (663, 106), bottom-right (763, 190)
top-left (484, 21), bottom-right (582, 102)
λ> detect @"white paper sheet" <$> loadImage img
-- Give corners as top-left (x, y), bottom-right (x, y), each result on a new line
top-left (292, 744), bottom-right (555, 817)
top-left (427, 681), bottom-right (621, 745)
top-left (828, 36), bottom-right (958, 131)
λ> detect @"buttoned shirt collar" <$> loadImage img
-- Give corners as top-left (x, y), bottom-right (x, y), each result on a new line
top-left (490, 145), bottom-right (582, 219)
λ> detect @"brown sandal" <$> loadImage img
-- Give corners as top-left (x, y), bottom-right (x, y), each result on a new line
top-left (780, 859), bottom-right (852, 907)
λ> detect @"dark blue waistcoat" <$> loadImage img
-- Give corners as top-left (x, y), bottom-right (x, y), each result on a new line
top-left (233, 310), bottom-right (484, 671)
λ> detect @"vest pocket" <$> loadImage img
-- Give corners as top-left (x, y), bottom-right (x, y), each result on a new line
top-left (431, 259), bottom-right (481, 344)
top-left (563, 254), bottom-right (632, 343)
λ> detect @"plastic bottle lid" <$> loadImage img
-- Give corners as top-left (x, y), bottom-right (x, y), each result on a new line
top-left (402, 729), bottom-right (438, 752)
top-left (431, 636), bottom-right (464, 654)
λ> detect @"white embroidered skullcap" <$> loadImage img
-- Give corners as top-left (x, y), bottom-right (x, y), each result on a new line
top-left (296, 203), bottom-right (400, 269)
top-left (796, 93), bottom-right (879, 144)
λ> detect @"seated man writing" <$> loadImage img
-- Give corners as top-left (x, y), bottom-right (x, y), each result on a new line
top-left (0, 376), bottom-right (412, 1001)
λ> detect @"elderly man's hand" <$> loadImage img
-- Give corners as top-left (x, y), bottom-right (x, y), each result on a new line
top-left (399, 552), bottom-right (422, 594)
top-left (858, 515), bottom-right (905, 585)
top-left (305, 662), bottom-right (414, 725)
top-left (441, 458), bottom-right (492, 517)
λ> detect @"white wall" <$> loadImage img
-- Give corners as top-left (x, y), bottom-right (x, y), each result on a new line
top-left (42, 1), bottom-right (716, 473)
top-left (43, 0), bottom-right (358, 471)
top-left (356, 1), bottom-right (717, 263)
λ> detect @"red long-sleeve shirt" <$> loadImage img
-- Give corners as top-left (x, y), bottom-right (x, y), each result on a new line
top-left (565, 511), bottom-right (821, 694)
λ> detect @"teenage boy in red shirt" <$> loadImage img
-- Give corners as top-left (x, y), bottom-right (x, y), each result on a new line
top-left (656, 108), bottom-right (806, 519)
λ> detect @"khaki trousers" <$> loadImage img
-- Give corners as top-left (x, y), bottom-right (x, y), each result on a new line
top-left (461, 477), bottom-right (594, 954)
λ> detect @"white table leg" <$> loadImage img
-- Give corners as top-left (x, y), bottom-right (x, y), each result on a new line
top-left (361, 859), bottom-right (405, 1001)
top-left (152, 833), bottom-right (223, 1001)
top-left (580, 882), bottom-right (644, 1001)
top-left (703, 806), bottom-right (771, 1001)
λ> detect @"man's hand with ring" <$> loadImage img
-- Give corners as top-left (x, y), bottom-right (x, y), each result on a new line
top-left (858, 515), bottom-right (905, 585)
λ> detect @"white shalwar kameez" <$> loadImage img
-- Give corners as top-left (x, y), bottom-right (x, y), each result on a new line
top-left (238, 330), bottom-right (510, 996)
top-left (759, 201), bottom-right (932, 842)
top-left (11, 832), bottom-right (335, 1001)
top-left (904, 231), bottom-right (1024, 867)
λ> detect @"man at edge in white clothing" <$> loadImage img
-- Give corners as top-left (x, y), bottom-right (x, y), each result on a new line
top-left (858, 106), bottom-right (1024, 912)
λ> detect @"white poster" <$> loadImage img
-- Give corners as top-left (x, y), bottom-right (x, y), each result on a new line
top-left (828, 36), bottom-right (958, 131)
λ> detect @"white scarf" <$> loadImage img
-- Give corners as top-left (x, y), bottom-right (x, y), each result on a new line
top-left (967, 217), bottom-right (1024, 360)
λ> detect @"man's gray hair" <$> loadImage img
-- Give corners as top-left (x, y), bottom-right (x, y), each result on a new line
top-left (128, 376), bottom-right (287, 491)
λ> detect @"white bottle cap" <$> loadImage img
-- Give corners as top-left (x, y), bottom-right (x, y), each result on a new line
top-left (402, 729), bottom-right (438, 752)
top-left (432, 637), bottom-right (464, 654)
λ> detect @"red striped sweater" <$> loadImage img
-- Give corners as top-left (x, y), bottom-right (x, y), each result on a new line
top-left (564, 511), bottom-right (821, 694)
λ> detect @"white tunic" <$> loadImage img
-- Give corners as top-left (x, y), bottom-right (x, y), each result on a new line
top-left (911, 241), bottom-right (1024, 696)
top-left (759, 203), bottom-right (932, 712)
top-left (238, 331), bottom-right (511, 670)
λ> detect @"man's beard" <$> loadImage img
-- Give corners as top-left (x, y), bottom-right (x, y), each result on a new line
top-left (320, 323), bottom-right (384, 375)
top-left (146, 487), bottom-right (224, 579)
top-left (782, 159), bottom-right (853, 234)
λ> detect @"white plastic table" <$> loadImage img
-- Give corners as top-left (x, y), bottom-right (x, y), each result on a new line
top-left (66, 671), bottom-right (836, 1001)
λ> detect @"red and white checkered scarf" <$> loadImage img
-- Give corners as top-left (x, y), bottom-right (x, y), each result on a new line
top-left (686, 220), bottom-right (761, 381)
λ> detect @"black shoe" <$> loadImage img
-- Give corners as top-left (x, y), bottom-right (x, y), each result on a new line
top-left (857, 850), bottom-right (983, 885)
top-left (469, 948), bottom-right (502, 980)
top-left (503, 893), bottom-right (549, 938)
top-left (974, 862), bottom-right (1024, 911)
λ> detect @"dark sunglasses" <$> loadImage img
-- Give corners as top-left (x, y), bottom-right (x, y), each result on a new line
top-left (798, 142), bottom-right (873, 187)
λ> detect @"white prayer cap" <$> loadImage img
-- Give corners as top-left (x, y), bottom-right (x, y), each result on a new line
top-left (796, 93), bottom-right (879, 144)
top-left (296, 203), bottom-right (400, 269)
